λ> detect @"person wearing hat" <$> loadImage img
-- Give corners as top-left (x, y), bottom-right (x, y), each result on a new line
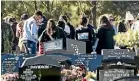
top-left (131, 13), bottom-right (139, 30)
top-left (125, 11), bottom-right (134, 30)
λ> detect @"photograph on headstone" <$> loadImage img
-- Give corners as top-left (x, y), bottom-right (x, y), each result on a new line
top-left (43, 39), bottom-right (63, 52)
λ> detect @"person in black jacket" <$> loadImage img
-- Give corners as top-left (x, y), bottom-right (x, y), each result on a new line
top-left (75, 16), bottom-right (96, 54)
top-left (96, 16), bottom-right (115, 54)
top-left (117, 20), bottom-right (127, 32)
top-left (57, 15), bottom-right (75, 39)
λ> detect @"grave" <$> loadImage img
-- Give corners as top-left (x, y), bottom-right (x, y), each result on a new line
top-left (97, 65), bottom-right (136, 81)
top-left (97, 49), bottom-right (137, 81)
top-left (1, 54), bottom-right (35, 74)
top-left (47, 53), bottom-right (103, 71)
top-left (19, 65), bottom-right (61, 81)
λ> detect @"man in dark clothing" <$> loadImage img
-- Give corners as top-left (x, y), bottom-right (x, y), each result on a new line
top-left (38, 16), bottom-right (47, 37)
top-left (1, 19), bottom-right (14, 53)
top-left (8, 18), bottom-right (18, 52)
top-left (117, 20), bottom-right (127, 32)
top-left (75, 16), bottom-right (96, 53)
top-left (57, 15), bottom-right (75, 39)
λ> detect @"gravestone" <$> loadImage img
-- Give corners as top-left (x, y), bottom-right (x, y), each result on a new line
top-left (66, 38), bottom-right (86, 54)
top-left (1, 54), bottom-right (21, 74)
top-left (43, 38), bottom-right (86, 54)
top-left (1, 54), bottom-right (35, 74)
top-left (47, 53), bottom-right (102, 71)
top-left (97, 65), bottom-right (136, 81)
top-left (43, 39), bottom-right (63, 52)
top-left (135, 47), bottom-right (139, 56)
top-left (98, 49), bottom-right (137, 81)
top-left (114, 76), bottom-right (139, 81)
top-left (19, 65), bottom-right (61, 81)
top-left (102, 49), bottom-right (136, 60)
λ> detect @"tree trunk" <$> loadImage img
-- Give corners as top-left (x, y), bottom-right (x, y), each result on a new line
top-left (46, 1), bottom-right (50, 12)
top-left (34, 1), bottom-right (37, 11)
top-left (92, 1), bottom-right (96, 28)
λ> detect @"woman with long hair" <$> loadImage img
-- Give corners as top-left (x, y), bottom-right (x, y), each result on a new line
top-left (96, 15), bottom-right (115, 54)
top-left (38, 19), bottom-right (66, 54)
top-left (16, 21), bottom-right (24, 53)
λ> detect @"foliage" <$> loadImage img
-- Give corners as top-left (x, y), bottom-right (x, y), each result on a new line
top-left (114, 30), bottom-right (139, 49)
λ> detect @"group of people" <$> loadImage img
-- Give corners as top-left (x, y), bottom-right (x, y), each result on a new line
top-left (7, 11), bottom-right (115, 55)
top-left (2, 10), bottom-right (139, 55)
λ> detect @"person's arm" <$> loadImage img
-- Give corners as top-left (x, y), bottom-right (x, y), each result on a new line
top-left (131, 22), bottom-right (135, 30)
top-left (38, 29), bottom-right (46, 42)
top-left (91, 28), bottom-right (97, 46)
top-left (30, 22), bottom-right (38, 41)
top-left (96, 28), bottom-right (103, 40)
top-left (16, 30), bottom-right (20, 38)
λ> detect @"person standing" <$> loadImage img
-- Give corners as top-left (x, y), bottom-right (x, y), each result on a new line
top-left (22, 10), bottom-right (42, 54)
top-left (117, 19), bottom-right (127, 32)
top-left (131, 13), bottom-right (139, 30)
top-left (16, 21), bottom-right (24, 53)
top-left (38, 19), bottom-right (66, 54)
top-left (125, 11), bottom-right (134, 30)
top-left (58, 15), bottom-right (75, 39)
top-left (75, 16), bottom-right (96, 54)
top-left (96, 16), bottom-right (115, 54)
top-left (108, 15), bottom-right (117, 34)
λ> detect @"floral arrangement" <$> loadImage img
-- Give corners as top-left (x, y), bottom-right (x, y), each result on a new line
top-left (114, 29), bottom-right (139, 49)
top-left (1, 73), bottom-right (18, 81)
top-left (85, 71), bottom-right (97, 80)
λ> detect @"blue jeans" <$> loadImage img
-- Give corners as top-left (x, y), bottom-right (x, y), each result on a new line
top-left (23, 40), bottom-right (36, 54)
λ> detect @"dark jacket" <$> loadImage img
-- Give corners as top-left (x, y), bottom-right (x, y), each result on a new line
top-left (96, 25), bottom-right (115, 54)
top-left (57, 21), bottom-right (75, 39)
top-left (117, 20), bottom-right (127, 32)
top-left (38, 22), bottom-right (47, 37)
top-left (75, 25), bottom-right (96, 53)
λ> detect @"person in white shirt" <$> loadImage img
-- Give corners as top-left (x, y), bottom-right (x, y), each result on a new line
top-left (131, 13), bottom-right (139, 30)
top-left (22, 10), bottom-right (42, 54)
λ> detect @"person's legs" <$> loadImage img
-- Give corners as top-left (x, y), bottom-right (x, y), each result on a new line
top-left (30, 41), bottom-right (37, 54)
top-left (23, 40), bottom-right (36, 54)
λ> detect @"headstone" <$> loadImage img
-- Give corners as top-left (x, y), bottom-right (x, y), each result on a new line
top-left (135, 47), bottom-right (139, 56)
top-left (114, 76), bottom-right (139, 81)
top-left (102, 49), bottom-right (136, 60)
top-left (66, 38), bottom-right (86, 54)
top-left (1, 54), bottom-right (21, 74)
top-left (48, 53), bottom-right (102, 71)
top-left (19, 65), bottom-right (61, 81)
top-left (1, 54), bottom-right (35, 74)
top-left (97, 65), bottom-right (136, 81)
top-left (43, 39), bottom-right (63, 52)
